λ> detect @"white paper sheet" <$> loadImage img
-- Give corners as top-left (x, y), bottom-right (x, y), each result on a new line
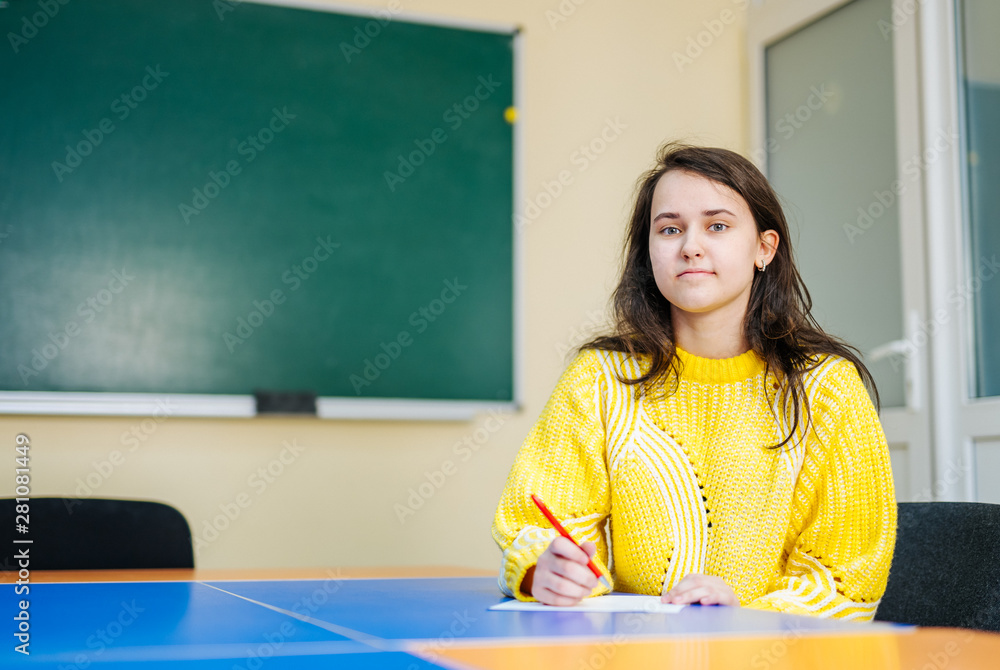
top-left (489, 595), bottom-right (685, 613)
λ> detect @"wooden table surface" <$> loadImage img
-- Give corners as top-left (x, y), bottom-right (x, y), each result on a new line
top-left (8, 566), bottom-right (999, 669)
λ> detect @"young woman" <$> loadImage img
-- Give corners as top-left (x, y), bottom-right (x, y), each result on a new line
top-left (493, 143), bottom-right (896, 619)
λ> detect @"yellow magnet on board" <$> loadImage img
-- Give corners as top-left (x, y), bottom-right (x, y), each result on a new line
top-left (504, 107), bottom-right (518, 124)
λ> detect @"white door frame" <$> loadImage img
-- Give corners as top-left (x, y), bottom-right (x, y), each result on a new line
top-left (918, 0), bottom-right (1000, 500)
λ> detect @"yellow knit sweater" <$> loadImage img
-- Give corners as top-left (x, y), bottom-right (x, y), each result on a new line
top-left (493, 347), bottom-right (896, 620)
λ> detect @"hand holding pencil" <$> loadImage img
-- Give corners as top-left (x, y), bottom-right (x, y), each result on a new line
top-left (522, 494), bottom-right (611, 606)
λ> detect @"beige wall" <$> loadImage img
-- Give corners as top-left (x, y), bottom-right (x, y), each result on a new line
top-left (0, 0), bottom-right (748, 571)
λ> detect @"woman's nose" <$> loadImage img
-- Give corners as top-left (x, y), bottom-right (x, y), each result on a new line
top-left (681, 234), bottom-right (704, 259)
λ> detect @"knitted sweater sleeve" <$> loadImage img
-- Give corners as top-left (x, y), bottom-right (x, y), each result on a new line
top-left (745, 359), bottom-right (897, 620)
top-left (492, 349), bottom-right (614, 601)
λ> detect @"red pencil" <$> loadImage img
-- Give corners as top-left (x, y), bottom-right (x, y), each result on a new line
top-left (531, 493), bottom-right (612, 590)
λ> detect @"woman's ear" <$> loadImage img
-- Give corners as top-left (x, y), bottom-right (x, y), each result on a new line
top-left (759, 229), bottom-right (779, 265)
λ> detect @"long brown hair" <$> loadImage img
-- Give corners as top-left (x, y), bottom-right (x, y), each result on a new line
top-left (584, 142), bottom-right (878, 448)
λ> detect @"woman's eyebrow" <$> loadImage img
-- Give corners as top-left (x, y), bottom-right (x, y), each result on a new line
top-left (653, 208), bottom-right (736, 222)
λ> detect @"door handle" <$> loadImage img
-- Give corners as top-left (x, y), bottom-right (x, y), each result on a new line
top-left (867, 310), bottom-right (922, 412)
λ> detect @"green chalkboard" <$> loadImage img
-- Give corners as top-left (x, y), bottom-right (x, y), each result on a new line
top-left (0, 0), bottom-right (515, 403)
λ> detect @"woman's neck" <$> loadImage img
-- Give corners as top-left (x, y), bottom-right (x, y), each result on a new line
top-left (671, 303), bottom-right (749, 359)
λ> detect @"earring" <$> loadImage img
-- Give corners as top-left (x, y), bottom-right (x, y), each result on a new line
top-left (757, 260), bottom-right (766, 273)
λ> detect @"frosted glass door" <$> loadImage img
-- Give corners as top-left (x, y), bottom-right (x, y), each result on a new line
top-left (764, 0), bottom-right (905, 407)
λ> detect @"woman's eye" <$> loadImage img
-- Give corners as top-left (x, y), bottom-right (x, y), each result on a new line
top-left (662, 226), bottom-right (680, 235)
top-left (709, 222), bottom-right (728, 232)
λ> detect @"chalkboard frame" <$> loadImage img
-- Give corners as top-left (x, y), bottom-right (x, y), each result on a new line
top-left (0, 0), bottom-right (523, 420)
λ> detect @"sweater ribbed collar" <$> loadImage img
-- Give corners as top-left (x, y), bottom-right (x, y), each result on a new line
top-left (674, 346), bottom-right (767, 384)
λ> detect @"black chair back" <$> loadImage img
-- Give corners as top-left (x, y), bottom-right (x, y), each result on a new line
top-left (1, 497), bottom-right (193, 571)
top-left (875, 502), bottom-right (1000, 631)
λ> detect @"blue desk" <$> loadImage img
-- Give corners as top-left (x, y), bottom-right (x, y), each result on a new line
top-left (3, 573), bottom-right (927, 669)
